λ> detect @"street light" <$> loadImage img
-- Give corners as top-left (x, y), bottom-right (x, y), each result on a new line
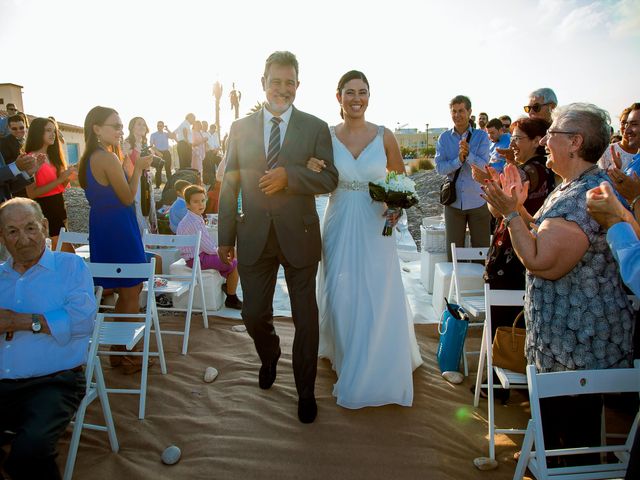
top-left (425, 123), bottom-right (429, 157)
top-left (213, 81), bottom-right (223, 138)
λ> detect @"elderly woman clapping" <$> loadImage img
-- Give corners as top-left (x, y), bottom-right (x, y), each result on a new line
top-left (482, 103), bottom-right (634, 465)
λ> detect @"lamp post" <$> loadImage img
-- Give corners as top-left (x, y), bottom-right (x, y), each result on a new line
top-left (425, 123), bottom-right (429, 157)
top-left (213, 81), bottom-right (223, 137)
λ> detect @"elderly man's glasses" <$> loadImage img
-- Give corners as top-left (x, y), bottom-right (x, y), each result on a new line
top-left (524, 103), bottom-right (552, 113)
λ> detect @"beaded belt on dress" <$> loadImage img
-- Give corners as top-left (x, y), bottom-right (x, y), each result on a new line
top-left (337, 180), bottom-right (369, 191)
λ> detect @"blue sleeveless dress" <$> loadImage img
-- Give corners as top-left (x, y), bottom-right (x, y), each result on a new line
top-left (85, 156), bottom-right (147, 288)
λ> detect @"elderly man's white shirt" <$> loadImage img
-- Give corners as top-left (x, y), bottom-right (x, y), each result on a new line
top-left (0, 248), bottom-right (96, 379)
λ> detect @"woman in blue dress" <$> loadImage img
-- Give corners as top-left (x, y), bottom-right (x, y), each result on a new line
top-left (78, 106), bottom-right (153, 372)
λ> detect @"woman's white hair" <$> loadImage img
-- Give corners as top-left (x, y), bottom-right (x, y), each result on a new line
top-left (552, 103), bottom-right (611, 163)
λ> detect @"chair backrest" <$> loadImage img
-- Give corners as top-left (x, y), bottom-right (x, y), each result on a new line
top-left (484, 285), bottom-right (526, 369)
top-left (526, 361), bottom-right (640, 474)
top-left (87, 260), bottom-right (156, 310)
top-left (451, 244), bottom-right (489, 262)
top-left (56, 227), bottom-right (90, 252)
top-left (143, 230), bottom-right (202, 250)
top-left (450, 245), bottom-right (489, 303)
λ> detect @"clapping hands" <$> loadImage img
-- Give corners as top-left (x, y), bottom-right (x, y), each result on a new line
top-left (586, 181), bottom-right (627, 229)
top-left (607, 166), bottom-right (640, 203)
top-left (471, 164), bottom-right (499, 184)
top-left (480, 163), bottom-right (529, 217)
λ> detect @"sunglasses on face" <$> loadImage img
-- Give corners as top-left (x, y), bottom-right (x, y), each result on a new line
top-left (10, 126), bottom-right (25, 131)
top-left (103, 123), bottom-right (124, 131)
top-left (502, 124), bottom-right (510, 129)
top-left (524, 103), bottom-right (552, 113)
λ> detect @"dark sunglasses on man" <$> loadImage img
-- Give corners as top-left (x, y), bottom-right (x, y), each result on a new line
top-left (523, 103), bottom-right (552, 113)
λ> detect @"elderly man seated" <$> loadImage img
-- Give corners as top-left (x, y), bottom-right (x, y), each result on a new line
top-left (0, 198), bottom-right (96, 480)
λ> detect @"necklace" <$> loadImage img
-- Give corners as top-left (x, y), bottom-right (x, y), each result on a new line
top-left (557, 164), bottom-right (599, 191)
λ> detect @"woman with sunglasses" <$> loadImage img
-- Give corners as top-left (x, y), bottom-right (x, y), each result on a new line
top-left (78, 106), bottom-right (153, 374)
top-left (24, 118), bottom-right (77, 252)
top-left (482, 103), bottom-right (634, 467)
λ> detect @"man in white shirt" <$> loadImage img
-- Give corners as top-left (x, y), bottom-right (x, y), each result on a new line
top-left (0, 198), bottom-right (96, 479)
top-left (173, 113), bottom-right (195, 170)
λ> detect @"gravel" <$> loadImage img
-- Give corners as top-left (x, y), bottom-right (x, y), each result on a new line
top-left (64, 167), bottom-right (444, 251)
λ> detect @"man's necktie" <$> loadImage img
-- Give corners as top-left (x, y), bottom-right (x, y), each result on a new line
top-left (266, 117), bottom-right (282, 170)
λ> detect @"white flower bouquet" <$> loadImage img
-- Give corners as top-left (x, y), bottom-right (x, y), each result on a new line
top-left (369, 172), bottom-right (420, 236)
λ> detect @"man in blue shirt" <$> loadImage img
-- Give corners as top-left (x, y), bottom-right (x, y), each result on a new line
top-left (435, 95), bottom-right (492, 260)
top-left (486, 118), bottom-right (511, 173)
top-left (150, 120), bottom-right (173, 188)
top-left (0, 198), bottom-right (96, 479)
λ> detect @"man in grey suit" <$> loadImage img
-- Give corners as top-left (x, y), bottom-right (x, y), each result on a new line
top-left (218, 51), bottom-right (338, 423)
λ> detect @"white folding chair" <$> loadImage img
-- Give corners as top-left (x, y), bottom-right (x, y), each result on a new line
top-left (450, 244), bottom-right (489, 376)
top-left (142, 230), bottom-right (208, 355)
top-left (514, 362), bottom-right (640, 480)
top-left (63, 296), bottom-right (119, 480)
top-left (87, 259), bottom-right (167, 419)
top-left (56, 227), bottom-right (90, 261)
top-left (474, 285), bottom-right (528, 462)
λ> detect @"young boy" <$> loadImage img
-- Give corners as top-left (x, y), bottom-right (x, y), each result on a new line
top-left (177, 185), bottom-right (242, 309)
top-left (169, 180), bottom-right (191, 233)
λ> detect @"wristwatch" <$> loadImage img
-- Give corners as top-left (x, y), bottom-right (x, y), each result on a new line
top-left (504, 211), bottom-right (520, 227)
top-left (31, 314), bottom-right (42, 333)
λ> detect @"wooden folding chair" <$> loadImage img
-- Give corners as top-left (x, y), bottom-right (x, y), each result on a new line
top-left (63, 299), bottom-right (119, 479)
top-left (142, 230), bottom-right (208, 355)
top-left (514, 362), bottom-right (640, 479)
top-left (87, 259), bottom-right (167, 419)
top-left (473, 284), bottom-right (528, 462)
top-left (449, 244), bottom-right (488, 376)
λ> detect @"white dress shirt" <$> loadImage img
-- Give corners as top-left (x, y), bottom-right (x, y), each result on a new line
top-left (263, 105), bottom-right (293, 157)
top-left (174, 119), bottom-right (193, 143)
top-left (0, 248), bottom-right (96, 379)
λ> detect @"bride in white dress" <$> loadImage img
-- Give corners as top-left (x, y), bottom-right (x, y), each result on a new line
top-left (308, 70), bottom-right (422, 409)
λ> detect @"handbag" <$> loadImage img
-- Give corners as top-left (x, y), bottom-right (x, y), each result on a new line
top-left (491, 310), bottom-right (527, 374)
top-left (439, 129), bottom-right (473, 206)
top-left (436, 300), bottom-right (469, 373)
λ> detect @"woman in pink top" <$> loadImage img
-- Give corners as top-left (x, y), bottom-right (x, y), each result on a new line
top-left (25, 117), bottom-right (77, 252)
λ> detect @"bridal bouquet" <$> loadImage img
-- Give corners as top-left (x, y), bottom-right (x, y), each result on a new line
top-left (369, 172), bottom-right (420, 236)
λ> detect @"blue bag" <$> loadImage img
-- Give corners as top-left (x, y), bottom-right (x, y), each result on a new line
top-left (436, 301), bottom-right (469, 373)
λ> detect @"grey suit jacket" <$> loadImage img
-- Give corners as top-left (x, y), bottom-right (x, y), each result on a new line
top-left (218, 107), bottom-right (338, 268)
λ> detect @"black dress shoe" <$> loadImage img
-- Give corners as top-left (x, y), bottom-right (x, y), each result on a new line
top-left (258, 348), bottom-right (281, 390)
top-left (225, 295), bottom-right (243, 310)
top-left (298, 396), bottom-right (317, 424)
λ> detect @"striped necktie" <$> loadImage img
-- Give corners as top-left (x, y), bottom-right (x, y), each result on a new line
top-left (266, 117), bottom-right (282, 169)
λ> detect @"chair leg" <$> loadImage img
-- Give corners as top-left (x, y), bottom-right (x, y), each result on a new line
top-left (462, 345), bottom-right (469, 377)
top-left (63, 397), bottom-right (90, 480)
top-left (474, 323), bottom-right (488, 408)
top-left (513, 421), bottom-right (534, 480)
top-left (151, 302), bottom-right (168, 375)
top-left (197, 268), bottom-right (209, 329)
top-left (181, 288), bottom-right (194, 356)
top-left (488, 342), bottom-right (496, 460)
top-left (94, 357), bottom-right (119, 453)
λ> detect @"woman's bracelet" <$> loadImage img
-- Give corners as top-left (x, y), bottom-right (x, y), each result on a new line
top-left (631, 194), bottom-right (640, 212)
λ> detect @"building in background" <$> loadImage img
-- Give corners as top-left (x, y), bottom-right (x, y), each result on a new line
top-left (0, 83), bottom-right (84, 164)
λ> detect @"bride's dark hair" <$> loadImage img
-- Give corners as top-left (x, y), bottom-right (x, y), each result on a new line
top-left (337, 70), bottom-right (370, 119)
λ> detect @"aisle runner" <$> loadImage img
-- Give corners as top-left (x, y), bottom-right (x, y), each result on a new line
top-left (216, 196), bottom-right (436, 324)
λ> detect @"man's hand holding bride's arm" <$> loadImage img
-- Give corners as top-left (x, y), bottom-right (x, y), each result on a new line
top-left (259, 167), bottom-right (288, 195)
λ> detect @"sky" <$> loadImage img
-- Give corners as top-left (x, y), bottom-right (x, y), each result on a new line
top-left (1, 0), bottom-right (639, 135)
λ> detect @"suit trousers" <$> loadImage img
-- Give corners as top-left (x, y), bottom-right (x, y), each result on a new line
top-left (154, 150), bottom-right (173, 188)
top-left (238, 223), bottom-right (319, 399)
top-left (443, 203), bottom-right (491, 261)
top-left (176, 141), bottom-right (192, 170)
top-left (0, 369), bottom-right (85, 480)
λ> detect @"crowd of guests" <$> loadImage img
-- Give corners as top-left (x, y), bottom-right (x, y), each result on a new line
top-left (0, 67), bottom-right (639, 476)
top-left (435, 89), bottom-right (640, 473)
